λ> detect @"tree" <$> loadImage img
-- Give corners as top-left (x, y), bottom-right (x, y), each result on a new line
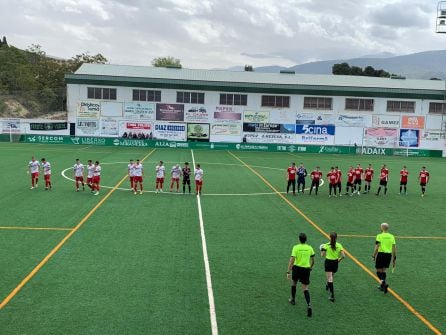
top-left (69, 52), bottom-right (108, 72)
top-left (151, 56), bottom-right (182, 68)
top-left (332, 62), bottom-right (351, 75)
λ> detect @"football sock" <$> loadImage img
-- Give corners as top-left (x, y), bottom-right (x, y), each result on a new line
top-left (376, 272), bottom-right (383, 280)
top-left (382, 272), bottom-right (386, 282)
top-left (384, 187), bottom-right (387, 195)
top-left (377, 187), bottom-right (381, 194)
top-left (304, 290), bottom-right (311, 306)
top-left (291, 286), bottom-right (296, 300)
top-left (328, 282), bottom-right (334, 296)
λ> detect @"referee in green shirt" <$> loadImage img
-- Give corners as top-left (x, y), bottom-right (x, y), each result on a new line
top-left (287, 233), bottom-right (315, 317)
top-left (372, 223), bottom-right (396, 294)
top-left (320, 232), bottom-right (345, 302)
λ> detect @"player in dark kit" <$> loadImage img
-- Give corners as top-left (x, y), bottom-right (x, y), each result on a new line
top-left (353, 164), bottom-right (364, 195)
top-left (363, 164), bottom-right (374, 194)
top-left (345, 166), bottom-right (355, 196)
top-left (376, 164), bottom-right (389, 196)
top-left (418, 166), bottom-right (430, 197)
top-left (334, 166), bottom-right (342, 196)
top-left (309, 166), bottom-right (322, 195)
top-left (297, 163), bottom-right (308, 194)
top-left (182, 162), bottom-right (191, 194)
top-left (327, 167), bottom-right (338, 197)
top-left (399, 166), bottom-right (409, 195)
top-left (286, 162), bottom-right (297, 195)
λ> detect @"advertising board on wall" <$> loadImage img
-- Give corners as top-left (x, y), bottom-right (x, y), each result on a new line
top-left (119, 121), bottom-right (152, 138)
top-left (244, 133), bottom-right (295, 144)
top-left (371, 115), bottom-right (400, 128)
top-left (153, 122), bottom-right (186, 141)
top-left (363, 128), bottom-right (398, 148)
top-left (124, 102), bottom-right (155, 120)
top-left (243, 123), bottom-right (281, 133)
top-left (295, 124), bottom-right (335, 145)
top-left (336, 114), bottom-right (365, 127)
top-left (184, 106), bottom-right (210, 123)
top-left (210, 123), bottom-right (242, 136)
top-left (100, 118), bottom-right (118, 136)
top-left (76, 119), bottom-right (100, 135)
top-left (401, 116), bottom-right (425, 129)
top-left (77, 102), bottom-right (100, 119)
top-left (296, 113), bottom-right (336, 125)
top-left (187, 123), bottom-right (210, 141)
top-left (1, 119), bottom-right (20, 133)
top-left (243, 111), bottom-right (270, 123)
top-left (100, 102), bottom-right (122, 117)
top-left (269, 110), bottom-right (296, 124)
top-left (156, 104), bottom-right (184, 121)
top-left (399, 129), bottom-right (420, 147)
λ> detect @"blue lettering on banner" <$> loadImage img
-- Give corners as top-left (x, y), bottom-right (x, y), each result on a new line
top-left (155, 125), bottom-right (186, 131)
top-left (296, 124), bottom-right (335, 135)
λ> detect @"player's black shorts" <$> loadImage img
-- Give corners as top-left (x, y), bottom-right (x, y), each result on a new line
top-left (292, 265), bottom-right (311, 285)
top-left (325, 259), bottom-right (339, 273)
top-left (420, 183), bottom-right (426, 187)
top-left (336, 182), bottom-right (341, 187)
top-left (354, 179), bottom-right (362, 185)
top-left (365, 179), bottom-right (372, 184)
top-left (311, 180), bottom-right (320, 188)
top-left (182, 179), bottom-right (190, 185)
top-left (400, 181), bottom-right (407, 186)
top-left (375, 252), bottom-right (392, 269)
top-left (379, 180), bottom-right (388, 186)
top-left (346, 182), bottom-right (353, 187)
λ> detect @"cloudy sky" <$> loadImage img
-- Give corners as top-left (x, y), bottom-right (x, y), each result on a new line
top-left (0, 0), bottom-right (444, 69)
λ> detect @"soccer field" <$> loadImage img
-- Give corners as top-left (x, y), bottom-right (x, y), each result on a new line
top-left (0, 143), bottom-right (445, 335)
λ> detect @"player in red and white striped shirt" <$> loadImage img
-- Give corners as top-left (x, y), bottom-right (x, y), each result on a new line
top-left (73, 159), bottom-right (85, 192)
top-left (28, 156), bottom-right (40, 189)
top-left (41, 158), bottom-right (52, 190)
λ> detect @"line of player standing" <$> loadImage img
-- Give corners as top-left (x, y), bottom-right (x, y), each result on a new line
top-left (126, 160), bottom-right (204, 195)
top-left (286, 163), bottom-right (430, 197)
top-left (28, 156), bottom-right (52, 190)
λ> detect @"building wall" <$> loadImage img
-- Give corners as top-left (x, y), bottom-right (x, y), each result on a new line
top-left (66, 83), bottom-right (446, 150)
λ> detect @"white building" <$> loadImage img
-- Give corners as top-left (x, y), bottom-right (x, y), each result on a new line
top-left (65, 64), bottom-right (446, 151)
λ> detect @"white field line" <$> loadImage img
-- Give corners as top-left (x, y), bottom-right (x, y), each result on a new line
top-left (191, 149), bottom-right (218, 335)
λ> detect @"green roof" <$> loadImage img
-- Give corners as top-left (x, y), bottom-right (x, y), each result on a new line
top-left (65, 64), bottom-right (446, 100)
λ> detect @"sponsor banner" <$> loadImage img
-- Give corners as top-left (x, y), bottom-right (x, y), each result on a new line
top-left (213, 111), bottom-right (242, 121)
top-left (76, 119), bottom-right (99, 135)
top-left (187, 123), bottom-right (210, 141)
top-left (2, 119), bottom-right (20, 133)
top-left (184, 106), bottom-right (210, 123)
top-left (100, 118), bottom-right (118, 136)
top-left (210, 134), bottom-right (242, 143)
top-left (359, 147), bottom-right (390, 155)
top-left (124, 102), bottom-right (156, 120)
top-left (420, 130), bottom-right (445, 149)
top-left (296, 134), bottom-right (335, 145)
top-left (363, 128), bottom-right (398, 147)
top-left (243, 111), bottom-right (270, 123)
top-left (401, 115), bottom-right (425, 129)
top-left (295, 124), bottom-right (335, 135)
top-left (29, 122), bottom-right (67, 131)
top-left (119, 121), bottom-right (153, 138)
top-left (243, 133), bottom-right (295, 144)
top-left (153, 122), bottom-right (187, 141)
top-left (100, 101), bottom-right (122, 117)
top-left (269, 110), bottom-right (296, 124)
top-left (243, 123), bottom-right (281, 133)
top-left (336, 114), bottom-right (365, 127)
top-left (280, 124), bottom-right (296, 134)
top-left (210, 123), bottom-right (242, 136)
top-left (77, 102), bottom-right (100, 119)
top-left (399, 129), bottom-right (420, 147)
top-left (234, 143), bottom-right (270, 151)
top-left (371, 115), bottom-right (400, 128)
top-left (296, 113), bottom-right (335, 125)
top-left (156, 104), bottom-right (184, 121)
top-left (25, 135), bottom-right (65, 144)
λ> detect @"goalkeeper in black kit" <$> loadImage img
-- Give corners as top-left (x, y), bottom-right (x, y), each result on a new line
top-left (182, 162), bottom-right (191, 194)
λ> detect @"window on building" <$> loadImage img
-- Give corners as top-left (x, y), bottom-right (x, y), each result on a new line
top-left (220, 93), bottom-right (248, 106)
top-left (176, 91), bottom-right (205, 104)
top-left (303, 97), bottom-right (332, 110)
top-left (132, 89), bottom-right (161, 102)
top-left (386, 100), bottom-right (415, 113)
top-left (345, 98), bottom-right (374, 111)
top-left (87, 87), bottom-right (117, 100)
top-left (261, 95), bottom-right (290, 108)
top-left (429, 102), bottom-right (446, 114)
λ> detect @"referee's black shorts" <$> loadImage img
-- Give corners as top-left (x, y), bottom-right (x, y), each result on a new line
top-left (375, 252), bottom-right (392, 269)
top-left (292, 265), bottom-right (311, 285)
top-left (325, 259), bottom-right (339, 273)
top-left (182, 179), bottom-right (190, 185)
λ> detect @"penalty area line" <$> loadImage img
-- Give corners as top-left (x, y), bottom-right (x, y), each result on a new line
top-left (228, 151), bottom-right (442, 335)
top-left (0, 226), bottom-right (72, 231)
top-left (0, 149), bottom-right (156, 310)
top-left (191, 149), bottom-right (218, 335)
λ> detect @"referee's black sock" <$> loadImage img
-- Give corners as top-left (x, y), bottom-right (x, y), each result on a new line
top-left (328, 282), bottom-right (334, 295)
top-left (304, 290), bottom-right (311, 306)
top-left (291, 286), bottom-right (296, 300)
top-left (382, 272), bottom-right (386, 283)
top-left (376, 272), bottom-right (383, 280)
